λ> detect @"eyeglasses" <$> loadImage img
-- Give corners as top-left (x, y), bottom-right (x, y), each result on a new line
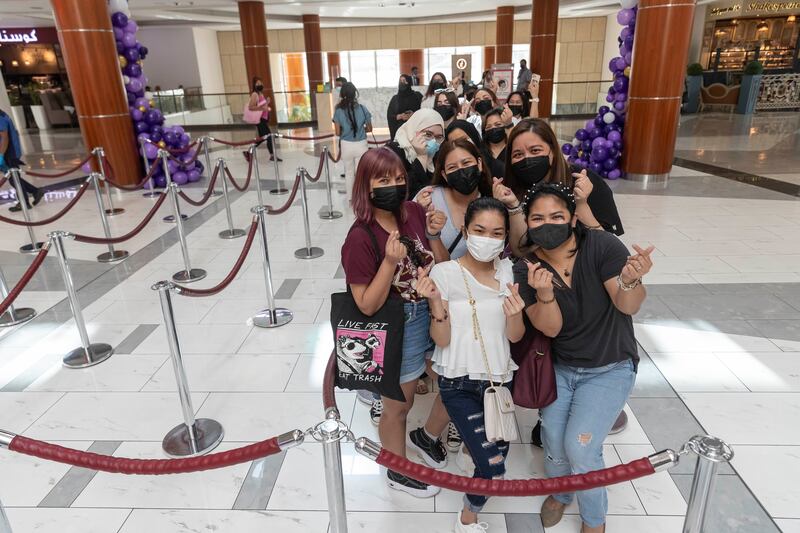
top-left (434, 87), bottom-right (455, 95)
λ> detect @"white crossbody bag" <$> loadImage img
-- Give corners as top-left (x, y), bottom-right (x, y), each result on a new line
top-left (457, 261), bottom-right (518, 443)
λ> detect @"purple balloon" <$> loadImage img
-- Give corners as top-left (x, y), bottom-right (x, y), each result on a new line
top-left (81, 161), bottom-right (92, 174)
top-left (576, 159), bottom-right (589, 169)
top-left (111, 12), bottom-right (129, 28)
top-left (167, 159), bottom-right (180, 174)
top-left (116, 40), bottom-right (126, 54)
top-left (589, 162), bottom-right (602, 173)
top-left (144, 109), bottom-right (161, 125)
top-left (127, 78), bottom-right (143, 94)
top-left (581, 140), bottom-right (592, 151)
top-left (150, 131), bottom-right (162, 143)
top-left (134, 97), bottom-right (149, 109)
top-left (619, 43), bottom-right (630, 58)
top-left (624, 35), bottom-right (634, 50)
top-left (613, 77), bottom-right (629, 93)
top-left (125, 20), bottom-right (138, 33)
top-left (608, 147), bottom-right (619, 158)
top-left (603, 158), bottom-right (618, 171)
top-left (130, 108), bottom-right (143, 121)
top-left (598, 105), bottom-right (610, 115)
top-left (592, 147), bottom-right (609, 162)
top-left (585, 119), bottom-right (594, 130)
top-left (125, 47), bottom-right (140, 62)
top-left (561, 144), bottom-right (573, 155)
top-left (614, 101), bottom-right (626, 112)
top-left (620, 27), bottom-right (632, 40)
top-left (126, 91), bottom-right (136, 105)
top-left (608, 130), bottom-right (622, 142)
top-left (575, 129), bottom-right (589, 141)
top-left (624, 52), bottom-right (632, 65)
top-left (615, 57), bottom-right (627, 71)
top-left (122, 32), bottom-right (137, 48)
top-left (163, 131), bottom-right (178, 146)
top-left (591, 136), bottom-right (606, 148)
top-left (608, 169), bottom-right (622, 179)
top-left (187, 169), bottom-right (201, 183)
top-left (124, 63), bottom-right (142, 78)
top-left (617, 8), bottom-right (634, 26)
top-left (172, 171), bottom-right (188, 185)
top-left (179, 133), bottom-right (191, 146)
top-left (589, 128), bottom-right (602, 139)
top-left (134, 121), bottom-right (149, 134)
top-left (606, 94), bottom-right (615, 103)
top-left (182, 161), bottom-right (196, 172)
top-left (154, 176), bottom-right (167, 188)
top-left (113, 27), bottom-right (124, 41)
top-left (615, 92), bottom-right (628, 103)
top-left (140, 46), bottom-right (149, 59)
top-left (614, 140), bottom-right (623, 150)
top-left (144, 143), bottom-right (159, 159)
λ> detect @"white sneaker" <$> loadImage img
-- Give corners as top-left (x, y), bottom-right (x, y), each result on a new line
top-left (454, 513), bottom-right (489, 532)
top-left (456, 445), bottom-right (474, 474)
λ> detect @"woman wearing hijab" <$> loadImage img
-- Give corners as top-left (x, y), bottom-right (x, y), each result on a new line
top-left (387, 74), bottom-right (423, 140)
top-left (387, 108), bottom-right (445, 199)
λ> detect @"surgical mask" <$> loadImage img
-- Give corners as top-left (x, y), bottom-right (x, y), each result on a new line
top-left (426, 139), bottom-right (441, 158)
top-left (508, 104), bottom-right (523, 117)
top-left (484, 127), bottom-right (506, 144)
top-left (475, 100), bottom-right (493, 115)
top-left (435, 105), bottom-right (455, 121)
top-left (445, 165), bottom-right (481, 195)
top-left (466, 234), bottom-right (505, 262)
top-left (526, 223), bottom-right (572, 250)
top-left (370, 184), bottom-right (407, 211)
top-left (511, 156), bottom-right (550, 187)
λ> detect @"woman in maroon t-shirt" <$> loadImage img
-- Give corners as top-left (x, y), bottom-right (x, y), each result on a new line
top-left (341, 147), bottom-right (452, 498)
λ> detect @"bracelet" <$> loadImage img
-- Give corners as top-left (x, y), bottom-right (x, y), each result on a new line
top-left (430, 309), bottom-right (449, 322)
top-left (617, 275), bottom-right (642, 291)
top-left (537, 294), bottom-right (556, 304)
top-left (426, 230), bottom-right (441, 240)
top-left (586, 223), bottom-right (603, 230)
top-left (508, 204), bottom-right (523, 216)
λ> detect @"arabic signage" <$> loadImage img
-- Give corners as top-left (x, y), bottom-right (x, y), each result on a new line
top-left (0, 28), bottom-right (59, 46)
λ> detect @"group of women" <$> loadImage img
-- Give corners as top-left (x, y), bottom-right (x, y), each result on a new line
top-left (340, 78), bottom-right (653, 531)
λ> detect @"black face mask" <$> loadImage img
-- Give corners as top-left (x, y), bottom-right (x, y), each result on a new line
top-left (255, 84), bottom-right (264, 91)
top-left (526, 223), bottom-right (572, 250)
top-left (398, 83), bottom-right (411, 93)
top-left (475, 100), bottom-right (493, 115)
top-left (511, 156), bottom-right (551, 187)
top-left (435, 105), bottom-right (455, 121)
top-left (465, 91), bottom-right (476, 102)
top-left (484, 127), bottom-right (506, 144)
top-left (508, 104), bottom-right (524, 117)
top-left (430, 81), bottom-right (445, 92)
top-left (445, 165), bottom-right (481, 195)
top-left (370, 184), bottom-right (407, 212)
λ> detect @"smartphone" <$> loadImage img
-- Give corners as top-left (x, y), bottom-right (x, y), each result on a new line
top-left (531, 73), bottom-right (541, 84)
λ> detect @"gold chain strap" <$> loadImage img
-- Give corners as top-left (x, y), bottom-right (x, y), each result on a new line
top-left (456, 260), bottom-right (508, 387)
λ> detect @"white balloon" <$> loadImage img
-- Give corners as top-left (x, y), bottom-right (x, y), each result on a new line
top-left (572, 138), bottom-right (579, 146)
top-left (108, 0), bottom-right (129, 14)
top-left (603, 112), bottom-right (616, 124)
top-left (123, 75), bottom-right (130, 84)
top-left (620, 0), bottom-right (638, 9)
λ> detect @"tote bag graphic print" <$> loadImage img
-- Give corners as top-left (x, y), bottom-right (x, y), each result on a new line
top-left (336, 328), bottom-right (387, 378)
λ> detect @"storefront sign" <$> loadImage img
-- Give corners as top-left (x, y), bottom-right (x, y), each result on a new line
top-left (0, 27), bottom-right (59, 45)
top-left (0, 29), bottom-right (39, 44)
top-left (708, 0), bottom-right (800, 17)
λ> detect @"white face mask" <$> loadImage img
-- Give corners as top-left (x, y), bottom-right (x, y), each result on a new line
top-left (465, 233), bottom-right (505, 263)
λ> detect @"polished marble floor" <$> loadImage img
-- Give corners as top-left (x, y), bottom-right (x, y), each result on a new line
top-left (0, 113), bottom-right (798, 532)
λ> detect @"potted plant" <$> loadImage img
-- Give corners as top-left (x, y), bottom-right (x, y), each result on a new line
top-left (27, 85), bottom-right (50, 130)
top-left (737, 61), bottom-right (764, 115)
top-left (8, 91), bottom-right (26, 128)
top-left (685, 63), bottom-right (704, 113)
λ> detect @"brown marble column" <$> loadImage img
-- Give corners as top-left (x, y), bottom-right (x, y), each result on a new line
top-left (495, 6), bottom-right (515, 64)
top-left (622, 0), bottom-right (696, 182)
top-left (399, 49), bottom-right (424, 82)
top-left (238, 1), bottom-right (276, 126)
top-left (302, 14), bottom-right (323, 121)
top-left (484, 46), bottom-right (496, 71)
top-left (327, 52), bottom-right (341, 82)
top-left (51, 0), bottom-right (139, 185)
top-left (530, 0), bottom-right (558, 118)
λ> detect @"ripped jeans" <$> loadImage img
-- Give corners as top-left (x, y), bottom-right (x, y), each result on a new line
top-left (541, 359), bottom-right (636, 528)
top-left (439, 375), bottom-right (512, 513)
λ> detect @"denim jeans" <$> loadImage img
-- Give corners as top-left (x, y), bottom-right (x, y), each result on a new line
top-left (399, 300), bottom-right (432, 384)
top-left (541, 359), bottom-right (636, 528)
top-left (439, 375), bottom-right (511, 513)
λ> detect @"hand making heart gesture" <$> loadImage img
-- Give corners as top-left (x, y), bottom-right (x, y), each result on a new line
top-left (620, 244), bottom-right (655, 284)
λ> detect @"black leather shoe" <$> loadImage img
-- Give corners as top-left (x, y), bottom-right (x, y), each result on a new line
top-left (32, 189), bottom-right (45, 206)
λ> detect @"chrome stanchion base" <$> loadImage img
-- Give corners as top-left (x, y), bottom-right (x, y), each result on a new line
top-left (172, 268), bottom-right (207, 283)
top-left (211, 189), bottom-right (223, 197)
top-left (270, 187), bottom-right (289, 195)
top-left (97, 250), bottom-right (129, 263)
top-left (162, 418), bottom-right (224, 458)
top-left (295, 246), bottom-right (324, 260)
top-left (0, 307), bottom-right (37, 327)
top-left (142, 190), bottom-right (162, 198)
top-left (319, 209), bottom-right (343, 220)
top-left (63, 343), bottom-right (114, 369)
top-left (104, 208), bottom-right (125, 216)
top-left (219, 229), bottom-right (247, 240)
top-left (253, 308), bottom-right (293, 329)
top-left (163, 214), bottom-right (189, 223)
top-left (19, 242), bottom-right (46, 254)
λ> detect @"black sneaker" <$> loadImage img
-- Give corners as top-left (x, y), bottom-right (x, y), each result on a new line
top-left (446, 422), bottom-right (462, 452)
top-left (386, 469), bottom-right (440, 498)
top-left (408, 427), bottom-right (447, 468)
top-left (531, 420), bottom-right (543, 448)
top-left (32, 190), bottom-right (44, 206)
top-left (9, 202), bottom-right (31, 213)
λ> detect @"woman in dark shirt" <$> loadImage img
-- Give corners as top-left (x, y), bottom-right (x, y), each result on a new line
top-left (481, 108), bottom-right (508, 179)
top-left (387, 75), bottom-right (423, 140)
top-left (386, 109), bottom-right (445, 199)
top-left (512, 183), bottom-right (654, 533)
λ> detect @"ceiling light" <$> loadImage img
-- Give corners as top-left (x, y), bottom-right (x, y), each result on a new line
top-left (24, 60), bottom-right (30, 66)
top-left (788, 15), bottom-right (796, 22)
top-left (756, 21), bottom-right (769, 31)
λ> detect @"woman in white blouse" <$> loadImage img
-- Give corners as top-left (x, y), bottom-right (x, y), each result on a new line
top-left (416, 197), bottom-right (526, 533)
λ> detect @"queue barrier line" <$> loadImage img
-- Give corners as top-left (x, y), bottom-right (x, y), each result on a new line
top-left (0, 177), bottom-right (92, 227)
top-left (0, 244), bottom-right (50, 317)
top-left (223, 158), bottom-right (254, 192)
top-left (177, 164), bottom-right (220, 207)
top-left (71, 192), bottom-right (168, 245)
top-left (25, 153), bottom-right (94, 179)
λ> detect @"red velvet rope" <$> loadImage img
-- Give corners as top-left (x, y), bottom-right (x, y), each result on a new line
top-left (224, 160), bottom-right (253, 192)
top-left (305, 152), bottom-right (326, 183)
top-left (8, 434), bottom-right (282, 475)
top-left (143, 140), bottom-right (199, 156)
top-left (72, 193), bottom-right (168, 245)
top-left (280, 133), bottom-right (335, 141)
top-left (102, 157), bottom-right (159, 191)
top-left (376, 449), bottom-right (655, 497)
top-left (0, 245), bottom-right (50, 316)
top-left (0, 179), bottom-right (91, 227)
top-left (0, 176), bottom-right (7, 189)
top-left (327, 150), bottom-right (342, 163)
top-left (266, 173), bottom-right (301, 215)
top-left (178, 165), bottom-right (219, 207)
top-left (25, 153), bottom-right (94, 178)
top-left (166, 147), bottom-right (202, 166)
top-left (174, 218), bottom-right (258, 297)
top-left (323, 350), bottom-right (338, 411)
top-left (211, 136), bottom-right (262, 147)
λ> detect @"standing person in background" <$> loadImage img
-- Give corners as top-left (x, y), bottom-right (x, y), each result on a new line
top-left (387, 75), bottom-right (423, 140)
top-left (410, 66), bottom-right (421, 87)
top-left (516, 59), bottom-right (533, 93)
top-left (0, 108), bottom-right (43, 212)
top-left (244, 77), bottom-right (280, 163)
top-left (333, 82), bottom-right (372, 201)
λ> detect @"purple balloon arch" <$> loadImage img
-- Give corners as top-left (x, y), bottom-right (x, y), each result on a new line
top-left (108, 1), bottom-right (204, 188)
top-left (561, 3), bottom-right (637, 180)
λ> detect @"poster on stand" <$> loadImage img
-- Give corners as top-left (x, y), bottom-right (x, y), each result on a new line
top-left (491, 63), bottom-right (514, 100)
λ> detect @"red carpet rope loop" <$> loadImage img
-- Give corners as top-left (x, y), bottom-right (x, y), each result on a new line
top-left (102, 157), bottom-right (160, 191)
top-left (71, 193), bottom-right (168, 245)
top-left (25, 153), bottom-right (94, 178)
top-left (178, 165), bottom-right (220, 206)
top-left (0, 244), bottom-right (50, 316)
top-left (265, 173), bottom-right (302, 215)
top-left (224, 159), bottom-right (253, 192)
top-left (0, 178), bottom-right (91, 227)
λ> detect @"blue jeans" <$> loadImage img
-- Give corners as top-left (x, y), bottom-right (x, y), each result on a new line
top-left (439, 375), bottom-right (511, 513)
top-left (541, 359), bottom-right (636, 528)
top-left (398, 300), bottom-right (432, 384)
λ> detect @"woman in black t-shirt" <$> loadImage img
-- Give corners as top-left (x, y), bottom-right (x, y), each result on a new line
top-left (511, 183), bottom-right (654, 533)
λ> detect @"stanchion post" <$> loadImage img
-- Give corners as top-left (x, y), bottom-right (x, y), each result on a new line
top-left (251, 205), bottom-right (292, 328)
top-left (8, 168), bottom-right (45, 254)
top-left (0, 265), bottom-right (36, 327)
top-left (90, 173), bottom-right (129, 263)
top-left (319, 146), bottom-right (342, 220)
top-left (202, 136), bottom-right (223, 197)
top-left (294, 169), bottom-right (325, 260)
top-left (49, 231), bottom-right (114, 369)
top-left (269, 133), bottom-right (288, 195)
top-left (141, 139), bottom-right (161, 199)
top-left (682, 435), bottom-right (734, 533)
top-left (153, 281), bottom-right (224, 457)
top-left (93, 147), bottom-right (124, 216)
top-left (249, 143), bottom-right (266, 208)
top-left (160, 150), bottom-right (206, 283)
top-left (0, 494), bottom-right (12, 533)
top-left (320, 410), bottom-right (348, 533)
top-left (161, 149), bottom-right (188, 224)
top-left (217, 158), bottom-right (246, 240)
